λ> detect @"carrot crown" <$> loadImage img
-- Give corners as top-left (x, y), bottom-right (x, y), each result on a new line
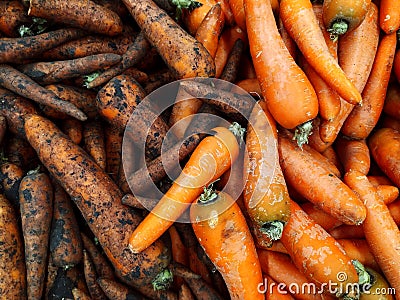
top-left (228, 122), bottom-right (246, 146)
top-left (293, 120), bottom-right (314, 148)
top-left (198, 185), bottom-right (219, 204)
top-left (340, 260), bottom-right (371, 299)
top-left (170, 0), bottom-right (203, 19)
top-left (152, 268), bottom-right (173, 291)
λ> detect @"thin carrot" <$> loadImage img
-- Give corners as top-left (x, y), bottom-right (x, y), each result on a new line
top-left (220, 38), bottom-right (245, 82)
top-left (28, 0), bottom-right (123, 36)
top-left (72, 288), bottom-right (93, 300)
top-left (61, 118), bottom-right (83, 145)
top-left (334, 136), bottom-right (370, 175)
top-left (178, 0), bottom-right (217, 35)
top-left (97, 277), bottom-right (148, 300)
top-left (187, 245), bottom-right (212, 284)
top-left (329, 224), bottom-right (365, 240)
top-left (83, 120), bottom-right (107, 170)
top-left (279, 0), bottom-right (362, 106)
top-left (19, 169), bottom-right (53, 300)
top-left (83, 251), bottom-right (108, 300)
top-left (0, 64), bottom-right (87, 121)
top-left (128, 123), bottom-right (243, 253)
top-left (379, 0), bottom-right (400, 34)
top-left (169, 225), bottom-right (189, 288)
top-left (122, 0), bottom-right (215, 79)
top-left (277, 15), bottom-right (298, 59)
top-left (228, 0), bottom-right (246, 32)
top-left (341, 31), bottom-right (397, 139)
top-left (245, 0), bottom-right (318, 134)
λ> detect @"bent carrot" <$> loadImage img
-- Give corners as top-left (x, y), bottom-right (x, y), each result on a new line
top-left (128, 123), bottom-right (243, 253)
top-left (181, 0), bottom-right (217, 35)
top-left (334, 136), bottom-right (370, 175)
top-left (190, 189), bottom-right (264, 300)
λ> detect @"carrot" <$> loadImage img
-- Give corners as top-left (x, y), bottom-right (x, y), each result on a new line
top-left (0, 0), bottom-right (30, 37)
top-left (343, 169), bottom-right (400, 295)
top-left (61, 118), bottom-right (83, 145)
top-left (72, 288), bottom-right (93, 300)
top-left (261, 274), bottom-right (295, 300)
top-left (0, 115), bottom-right (5, 144)
top-left (0, 193), bottom-right (26, 299)
top-left (187, 245), bottom-right (212, 284)
top-left (336, 239), bottom-right (380, 272)
top-left (83, 250), bottom-right (108, 300)
top-left (169, 225), bottom-right (189, 288)
top-left (278, 131), bottom-right (366, 225)
top-left (178, 281), bottom-right (195, 300)
top-left (394, 49), bottom-right (400, 83)
top-left (243, 101), bottom-right (291, 247)
top-left (104, 124), bottom-right (123, 182)
top-left (280, 200), bottom-right (367, 299)
top-left (178, 0), bottom-right (217, 35)
top-left (19, 169), bottom-right (53, 300)
top-left (321, 145), bottom-right (344, 175)
top-left (369, 127), bottom-right (400, 188)
top-left (334, 136), bottom-right (370, 174)
top-left (300, 202), bottom-right (343, 231)
top-left (0, 161), bottom-right (24, 207)
top-left (48, 265), bottom-right (87, 300)
top-left (97, 277), bottom-right (148, 300)
top-left (83, 120), bottom-right (107, 170)
top-left (379, 0), bottom-right (400, 33)
top-left (4, 135), bottom-right (38, 171)
top-left (128, 122), bottom-right (244, 253)
top-left (0, 27), bottom-right (85, 64)
top-left (376, 184), bottom-right (399, 205)
top-left (220, 38), bottom-right (245, 82)
top-left (329, 224), bottom-right (365, 240)
top-left (317, 3), bottom-right (380, 145)
top-left (122, 0), bottom-right (215, 79)
top-left (235, 78), bottom-right (262, 97)
top-left (24, 114), bottom-right (171, 289)
top-left (28, 0), bottom-right (123, 36)
top-left (50, 181), bottom-right (83, 268)
top-left (84, 31), bottom-right (151, 89)
top-left (18, 53), bottom-right (122, 85)
top-left (143, 69), bottom-right (176, 94)
top-left (228, 0), bottom-right (246, 32)
top-left (245, 0), bottom-right (318, 134)
top-left (388, 200), bottom-right (400, 225)
top-left (383, 82), bottom-right (400, 119)
top-left (322, 0), bottom-right (372, 39)
top-left (360, 267), bottom-right (395, 300)
top-left (0, 64), bottom-right (87, 121)
top-left (190, 189), bottom-right (264, 300)
top-left (341, 32), bottom-right (397, 139)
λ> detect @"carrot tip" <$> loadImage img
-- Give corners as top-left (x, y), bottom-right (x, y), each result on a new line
top-left (151, 268), bottom-right (173, 291)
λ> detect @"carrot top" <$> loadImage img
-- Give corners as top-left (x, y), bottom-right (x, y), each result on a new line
top-left (171, 0), bottom-right (203, 19)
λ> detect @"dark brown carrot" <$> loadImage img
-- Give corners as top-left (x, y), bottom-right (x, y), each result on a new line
top-left (4, 135), bottom-right (38, 171)
top-left (50, 181), bottom-right (83, 268)
top-left (47, 265), bottom-right (87, 300)
top-left (0, 0), bottom-right (30, 37)
top-left (18, 53), bottom-right (122, 85)
top-left (0, 64), bottom-right (87, 121)
top-left (178, 281), bottom-right (195, 300)
top-left (19, 169), bottom-right (53, 300)
top-left (104, 124), bottom-right (123, 182)
top-left (83, 250), bottom-right (108, 300)
top-left (143, 69), bottom-right (175, 94)
top-left (28, 0), bottom-right (123, 36)
top-left (97, 277), bottom-right (148, 300)
top-left (0, 114), bottom-right (5, 144)
top-left (83, 120), bottom-right (107, 170)
top-left (0, 27), bottom-right (85, 63)
top-left (220, 38), bottom-right (245, 83)
top-left (0, 161), bottom-right (24, 207)
top-left (61, 118), bottom-right (83, 145)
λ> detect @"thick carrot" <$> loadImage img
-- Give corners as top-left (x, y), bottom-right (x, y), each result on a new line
top-left (278, 132), bottom-right (366, 225)
top-left (18, 53), bottom-right (122, 85)
top-left (83, 120), bottom-right (107, 170)
top-left (0, 0), bottom-right (30, 37)
top-left (0, 194), bottom-right (26, 299)
top-left (28, 0), bottom-right (123, 36)
top-left (334, 136), bottom-right (370, 175)
top-left (383, 83), bottom-right (400, 119)
top-left (61, 118), bottom-right (83, 145)
top-left (83, 250), bottom-right (108, 300)
top-left (50, 181), bottom-right (83, 268)
top-left (341, 32), bottom-right (397, 139)
top-left (0, 27), bottom-right (85, 63)
top-left (97, 277), bottom-right (148, 300)
top-left (24, 114), bottom-right (171, 289)
top-left (19, 169), bottom-right (53, 300)
top-left (261, 275), bottom-right (295, 300)
top-left (321, 145), bottom-right (344, 175)
top-left (190, 189), bottom-right (264, 300)
top-left (243, 101), bottom-right (291, 246)
top-left (379, 0), bottom-right (400, 33)
top-left (0, 161), bottom-right (24, 207)
top-left (122, 0), bottom-right (215, 79)
top-left (245, 0), bottom-right (318, 131)
top-left (336, 239), bottom-right (380, 272)
top-left (344, 169), bottom-right (400, 295)
top-left (388, 200), bottom-right (400, 226)
top-left (128, 123), bottom-right (243, 253)
top-left (0, 64), bottom-right (87, 121)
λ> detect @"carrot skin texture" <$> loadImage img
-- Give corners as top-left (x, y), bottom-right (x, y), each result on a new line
top-left (0, 162), bottom-right (24, 207)
top-left (83, 251), bottom-right (108, 300)
top-left (0, 194), bottom-right (27, 299)
top-left (19, 171), bottom-right (53, 300)
top-left (24, 114), bottom-right (170, 289)
top-left (334, 136), bottom-right (370, 175)
top-left (341, 32), bottom-right (397, 139)
top-left (379, 0), bottom-right (400, 33)
top-left (190, 191), bottom-right (264, 300)
top-left (122, 0), bottom-right (215, 79)
top-left (245, 0), bottom-right (318, 129)
top-left (97, 277), bottom-right (147, 300)
top-left (83, 120), bottom-right (107, 170)
top-left (61, 118), bottom-right (83, 145)
top-left (0, 0), bottom-right (30, 37)
top-left (28, 0), bottom-right (123, 36)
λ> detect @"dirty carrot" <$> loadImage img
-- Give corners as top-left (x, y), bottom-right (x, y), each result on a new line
top-left (0, 115), bottom-right (5, 144)
top-left (28, 0), bottom-right (123, 36)
top-left (334, 136), bottom-right (371, 175)
top-left (0, 64), bottom-right (87, 121)
top-left (178, 281), bottom-right (195, 300)
top-left (190, 189), bottom-right (264, 300)
top-left (341, 31), bottom-right (397, 139)
top-left (61, 118), bottom-right (83, 144)
top-left (379, 0), bottom-right (400, 34)
top-left (0, 0), bottom-right (30, 37)
top-left (97, 277), bottom-right (148, 300)
top-left (0, 194), bottom-right (26, 299)
top-left (19, 169), bottom-right (53, 300)
top-left (128, 122), bottom-right (243, 253)
top-left (245, 0), bottom-right (318, 132)
top-left (4, 135), bottom-right (38, 171)
top-left (220, 38), bottom-right (245, 82)
top-left (329, 224), bottom-right (365, 240)
top-left (0, 161), bottom-right (24, 207)
top-left (395, 49), bottom-right (400, 83)
top-left (122, 0), bottom-right (215, 79)
top-left (83, 251), bottom-right (108, 300)
top-left (72, 288), bottom-right (93, 300)
top-left (104, 124), bottom-right (123, 182)
top-left (83, 120), bottom-right (107, 170)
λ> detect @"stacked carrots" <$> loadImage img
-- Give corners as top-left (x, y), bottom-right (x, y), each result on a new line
top-left (1, 0), bottom-right (400, 299)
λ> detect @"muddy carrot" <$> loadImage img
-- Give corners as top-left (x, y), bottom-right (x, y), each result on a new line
top-left (61, 118), bottom-right (83, 144)
top-left (0, 194), bottom-right (26, 299)
top-left (0, 161), bottom-right (24, 207)
top-left (83, 251), bottom-right (108, 300)
top-left (19, 169), bottom-right (53, 300)
top-left (220, 38), bottom-right (245, 82)
top-left (28, 0), bottom-right (123, 36)
top-left (83, 120), bottom-right (107, 170)
top-left (321, 145), bottom-right (344, 175)
top-left (0, 0), bottom-right (30, 37)
top-left (104, 124), bottom-right (123, 182)
top-left (143, 69), bottom-right (175, 94)
top-left (72, 288), bottom-right (93, 300)
top-left (0, 27), bottom-right (85, 63)
top-left (4, 135), bottom-right (38, 171)
top-left (97, 277), bottom-right (148, 300)
top-left (0, 64), bottom-right (87, 121)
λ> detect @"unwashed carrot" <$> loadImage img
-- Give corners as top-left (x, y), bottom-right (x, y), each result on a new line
top-left (83, 120), bottom-right (107, 170)
top-left (28, 0), bottom-right (123, 36)
top-left (4, 135), bottom-right (38, 171)
top-left (72, 288), bottom-right (93, 300)
top-left (97, 277), bottom-right (147, 300)
top-left (220, 38), bottom-right (245, 82)
top-left (0, 161), bottom-right (24, 207)
top-left (61, 118), bottom-right (83, 145)
top-left (83, 250), bottom-right (108, 300)
top-left (19, 169), bottom-right (53, 300)
top-left (394, 49), bottom-right (400, 83)
top-left (0, 0), bottom-right (30, 37)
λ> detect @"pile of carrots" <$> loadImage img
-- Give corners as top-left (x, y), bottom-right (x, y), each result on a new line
top-left (1, 0), bottom-right (400, 299)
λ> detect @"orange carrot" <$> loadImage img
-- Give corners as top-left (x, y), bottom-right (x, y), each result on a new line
top-left (394, 48), bottom-right (400, 83)
top-left (61, 118), bottom-right (83, 145)
top-left (220, 38), bottom-right (245, 82)
top-left (228, 0), bottom-right (246, 31)
top-left (0, 0), bottom-right (31, 37)
top-left (383, 82), bottom-right (400, 119)
top-left (336, 239), bottom-right (380, 272)
top-left (300, 202), bottom-right (343, 231)
top-left (83, 120), bottom-right (107, 170)
top-left (379, 0), bottom-right (400, 33)
top-left (97, 277), bottom-right (148, 300)
top-left (334, 136), bottom-right (370, 175)
top-left (83, 251), bottom-right (108, 300)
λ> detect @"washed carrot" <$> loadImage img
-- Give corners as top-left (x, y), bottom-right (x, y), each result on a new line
top-left (322, 0), bottom-right (371, 39)
top-left (245, 0), bottom-right (318, 134)
top-left (0, 194), bottom-right (26, 299)
top-left (329, 224), bottom-right (365, 240)
top-left (83, 250), bottom-right (108, 300)
top-left (379, 0), bottom-right (400, 33)
top-left (383, 82), bottom-right (400, 119)
top-left (123, 0), bottom-right (215, 79)
top-left (72, 288), bottom-right (93, 300)
top-left (334, 136), bottom-right (370, 174)
top-left (220, 38), bottom-right (245, 82)
top-left (50, 181), bottom-right (83, 268)
top-left (278, 132), bottom-right (366, 225)
top-left (83, 120), bottom-right (107, 170)
top-left (344, 169), bottom-right (400, 295)
top-left (19, 169), bottom-right (53, 300)
top-left (360, 267), bottom-right (395, 300)
top-left (179, 0), bottom-right (217, 35)
top-left (84, 31), bottom-right (150, 89)
top-left (18, 53), bottom-right (122, 85)
top-left (300, 202), bottom-right (343, 231)
top-left (342, 32), bottom-right (397, 139)
top-left (0, 64), bottom-right (87, 121)
top-left (61, 118), bottom-right (83, 145)
top-left (97, 277), bottom-right (147, 300)
top-left (243, 101), bottom-right (291, 247)
top-left (190, 189), bottom-right (264, 300)
top-left (28, 0), bottom-right (123, 36)
top-left (0, 0), bottom-right (30, 37)
top-left (128, 123), bottom-right (243, 253)
top-left (0, 27), bottom-right (85, 63)
top-left (24, 114), bottom-right (171, 289)
top-left (0, 161), bottom-right (24, 207)
top-left (337, 239), bottom-right (380, 272)
top-left (321, 145), bottom-right (344, 175)
top-left (228, 0), bottom-right (246, 32)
